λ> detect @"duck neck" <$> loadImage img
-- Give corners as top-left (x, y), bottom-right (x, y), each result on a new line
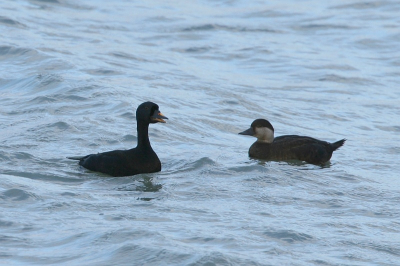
top-left (255, 127), bottom-right (274, 143)
top-left (136, 120), bottom-right (152, 149)
top-left (257, 139), bottom-right (273, 143)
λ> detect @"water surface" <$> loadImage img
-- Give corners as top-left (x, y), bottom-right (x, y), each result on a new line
top-left (1, 0), bottom-right (400, 265)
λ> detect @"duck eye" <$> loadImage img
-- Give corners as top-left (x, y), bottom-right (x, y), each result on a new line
top-left (145, 107), bottom-right (149, 110)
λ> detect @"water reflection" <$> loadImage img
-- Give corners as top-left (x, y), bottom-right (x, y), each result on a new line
top-left (135, 176), bottom-right (163, 192)
top-left (252, 158), bottom-right (332, 169)
top-left (117, 175), bottom-right (162, 195)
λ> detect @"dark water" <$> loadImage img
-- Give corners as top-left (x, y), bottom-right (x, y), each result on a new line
top-left (1, 0), bottom-right (400, 265)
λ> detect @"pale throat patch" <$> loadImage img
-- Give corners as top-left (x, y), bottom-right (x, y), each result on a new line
top-left (254, 127), bottom-right (274, 143)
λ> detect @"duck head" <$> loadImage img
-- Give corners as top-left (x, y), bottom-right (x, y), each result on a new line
top-left (239, 119), bottom-right (274, 143)
top-left (136, 101), bottom-right (168, 124)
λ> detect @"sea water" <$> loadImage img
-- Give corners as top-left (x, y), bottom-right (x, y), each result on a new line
top-left (1, 1), bottom-right (400, 265)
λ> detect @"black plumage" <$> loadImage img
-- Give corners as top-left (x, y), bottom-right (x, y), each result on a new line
top-left (239, 119), bottom-right (345, 165)
top-left (68, 102), bottom-right (167, 177)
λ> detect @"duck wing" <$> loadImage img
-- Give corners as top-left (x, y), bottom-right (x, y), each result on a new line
top-left (274, 135), bottom-right (333, 164)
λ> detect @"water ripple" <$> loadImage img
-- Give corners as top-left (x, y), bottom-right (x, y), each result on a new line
top-left (0, 189), bottom-right (39, 202)
top-left (263, 229), bottom-right (314, 244)
top-left (0, 16), bottom-right (26, 28)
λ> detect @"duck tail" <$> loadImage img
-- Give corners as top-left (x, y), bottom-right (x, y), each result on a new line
top-left (67, 156), bottom-right (84, 160)
top-left (331, 139), bottom-right (346, 151)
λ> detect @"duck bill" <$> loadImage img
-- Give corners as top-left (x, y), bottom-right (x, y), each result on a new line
top-left (151, 111), bottom-right (168, 123)
top-left (238, 127), bottom-right (254, 136)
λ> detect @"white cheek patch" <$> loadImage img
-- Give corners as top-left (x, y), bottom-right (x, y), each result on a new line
top-left (254, 127), bottom-right (274, 143)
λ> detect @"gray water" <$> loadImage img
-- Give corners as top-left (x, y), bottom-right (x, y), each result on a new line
top-left (1, 0), bottom-right (400, 265)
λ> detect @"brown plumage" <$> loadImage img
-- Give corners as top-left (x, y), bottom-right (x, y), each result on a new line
top-left (239, 119), bottom-right (345, 165)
